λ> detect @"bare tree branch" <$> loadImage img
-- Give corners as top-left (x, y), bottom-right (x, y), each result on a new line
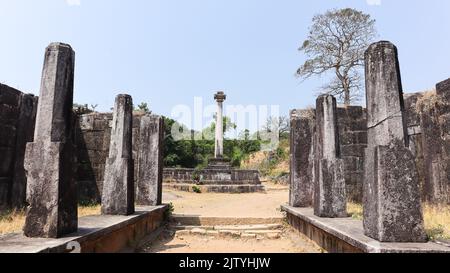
top-left (297, 8), bottom-right (377, 106)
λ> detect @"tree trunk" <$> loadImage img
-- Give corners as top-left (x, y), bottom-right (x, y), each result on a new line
top-left (344, 87), bottom-right (350, 106)
top-left (343, 76), bottom-right (351, 106)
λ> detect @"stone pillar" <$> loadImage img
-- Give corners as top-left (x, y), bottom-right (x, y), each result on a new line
top-left (363, 41), bottom-right (427, 242)
top-left (289, 109), bottom-right (314, 207)
top-left (23, 43), bottom-right (77, 238)
top-left (101, 94), bottom-right (134, 216)
top-left (136, 115), bottom-right (164, 206)
top-left (214, 91), bottom-right (226, 158)
top-left (313, 95), bottom-right (347, 218)
top-left (11, 93), bottom-right (38, 208)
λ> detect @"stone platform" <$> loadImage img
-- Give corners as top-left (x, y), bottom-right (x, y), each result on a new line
top-left (0, 205), bottom-right (168, 253)
top-left (281, 205), bottom-right (450, 253)
top-left (163, 166), bottom-right (264, 193)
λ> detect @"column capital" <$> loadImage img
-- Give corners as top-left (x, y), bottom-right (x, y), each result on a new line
top-left (214, 91), bottom-right (227, 103)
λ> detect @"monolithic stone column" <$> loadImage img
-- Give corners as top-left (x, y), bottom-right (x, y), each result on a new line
top-left (363, 41), bottom-right (427, 242)
top-left (101, 94), bottom-right (134, 215)
top-left (136, 115), bottom-right (164, 206)
top-left (313, 95), bottom-right (347, 218)
top-left (214, 91), bottom-right (226, 158)
top-left (289, 109), bottom-right (314, 207)
top-left (23, 43), bottom-right (77, 238)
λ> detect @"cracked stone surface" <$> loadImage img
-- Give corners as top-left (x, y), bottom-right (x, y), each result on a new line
top-left (23, 43), bottom-right (77, 238)
top-left (313, 95), bottom-right (347, 218)
top-left (363, 41), bottom-right (427, 242)
top-left (101, 94), bottom-right (135, 216)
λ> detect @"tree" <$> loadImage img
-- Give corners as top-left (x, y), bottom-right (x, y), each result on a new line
top-left (136, 102), bottom-right (150, 114)
top-left (90, 104), bottom-right (98, 112)
top-left (297, 8), bottom-right (377, 106)
top-left (73, 103), bottom-right (92, 115)
top-left (262, 116), bottom-right (290, 138)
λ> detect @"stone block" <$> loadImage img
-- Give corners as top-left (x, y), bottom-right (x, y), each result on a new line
top-left (0, 177), bottom-right (10, 207)
top-left (0, 146), bottom-right (14, 177)
top-left (0, 104), bottom-right (20, 126)
top-left (436, 78), bottom-right (450, 100)
top-left (343, 156), bottom-right (364, 172)
top-left (364, 142), bottom-right (427, 242)
top-left (339, 131), bottom-right (368, 146)
top-left (0, 124), bottom-right (16, 147)
top-left (340, 144), bottom-right (367, 158)
top-left (0, 84), bottom-right (21, 107)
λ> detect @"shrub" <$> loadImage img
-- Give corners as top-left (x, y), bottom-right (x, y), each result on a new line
top-left (192, 186), bottom-right (202, 194)
top-left (164, 203), bottom-right (175, 219)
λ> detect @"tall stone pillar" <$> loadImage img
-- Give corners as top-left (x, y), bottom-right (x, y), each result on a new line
top-left (313, 95), bottom-right (347, 218)
top-left (101, 94), bottom-right (134, 216)
top-left (363, 41), bottom-right (427, 242)
top-left (23, 43), bottom-right (77, 238)
top-left (136, 115), bottom-right (164, 206)
top-left (214, 91), bottom-right (226, 158)
top-left (289, 109), bottom-right (314, 207)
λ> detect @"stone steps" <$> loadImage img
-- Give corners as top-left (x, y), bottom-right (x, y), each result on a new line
top-left (169, 216), bottom-right (285, 240)
top-left (171, 215), bottom-right (284, 226)
top-left (164, 184), bottom-right (265, 193)
top-left (172, 225), bottom-right (283, 240)
top-left (173, 223), bottom-right (282, 231)
top-left (165, 180), bottom-right (262, 185)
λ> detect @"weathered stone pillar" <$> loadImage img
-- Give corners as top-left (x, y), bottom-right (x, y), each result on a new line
top-left (363, 41), bottom-right (427, 242)
top-left (313, 95), bottom-right (347, 218)
top-left (289, 109), bottom-right (314, 207)
top-left (136, 115), bottom-right (164, 206)
top-left (23, 43), bottom-right (77, 238)
top-left (214, 91), bottom-right (226, 158)
top-left (11, 93), bottom-right (38, 208)
top-left (101, 94), bottom-right (134, 215)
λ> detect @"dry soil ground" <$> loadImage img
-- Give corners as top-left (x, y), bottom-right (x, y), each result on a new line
top-left (142, 228), bottom-right (322, 253)
top-left (141, 183), bottom-right (323, 253)
top-left (162, 184), bottom-right (288, 218)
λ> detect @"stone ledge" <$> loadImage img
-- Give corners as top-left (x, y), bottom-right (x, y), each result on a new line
top-left (281, 205), bottom-right (450, 253)
top-left (0, 205), bottom-right (168, 253)
top-left (171, 215), bottom-right (284, 226)
top-left (164, 183), bottom-right (265, 193)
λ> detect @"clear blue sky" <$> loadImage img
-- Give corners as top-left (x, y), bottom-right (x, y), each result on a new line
top-left (1, 0), bottom-right (450, 128)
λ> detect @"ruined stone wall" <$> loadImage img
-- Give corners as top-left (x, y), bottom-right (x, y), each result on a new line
top-left (291, 106), bottom-right (368, 203)
top-left (163, 168), bottom-right (260, 185)
top-left (337, 106), bottom-right (368, 202)
top-left (404, 92), bottom-right (427, 200)
top-left (75, 112), bottom-right (144, 203)
top-left (0, 84), bottom-right (37, 208)
top-left (75, 113), bottom-right (112, 203)
top-left (401, 84), bottom-right (450, 204)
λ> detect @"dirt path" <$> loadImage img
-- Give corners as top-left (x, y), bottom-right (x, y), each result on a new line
top-left (162, 183), bottom-right (289, 218)
top-left (142, 227), bottom-right (322, 253)
top-left (142, 183), bottom-right (322, 253)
